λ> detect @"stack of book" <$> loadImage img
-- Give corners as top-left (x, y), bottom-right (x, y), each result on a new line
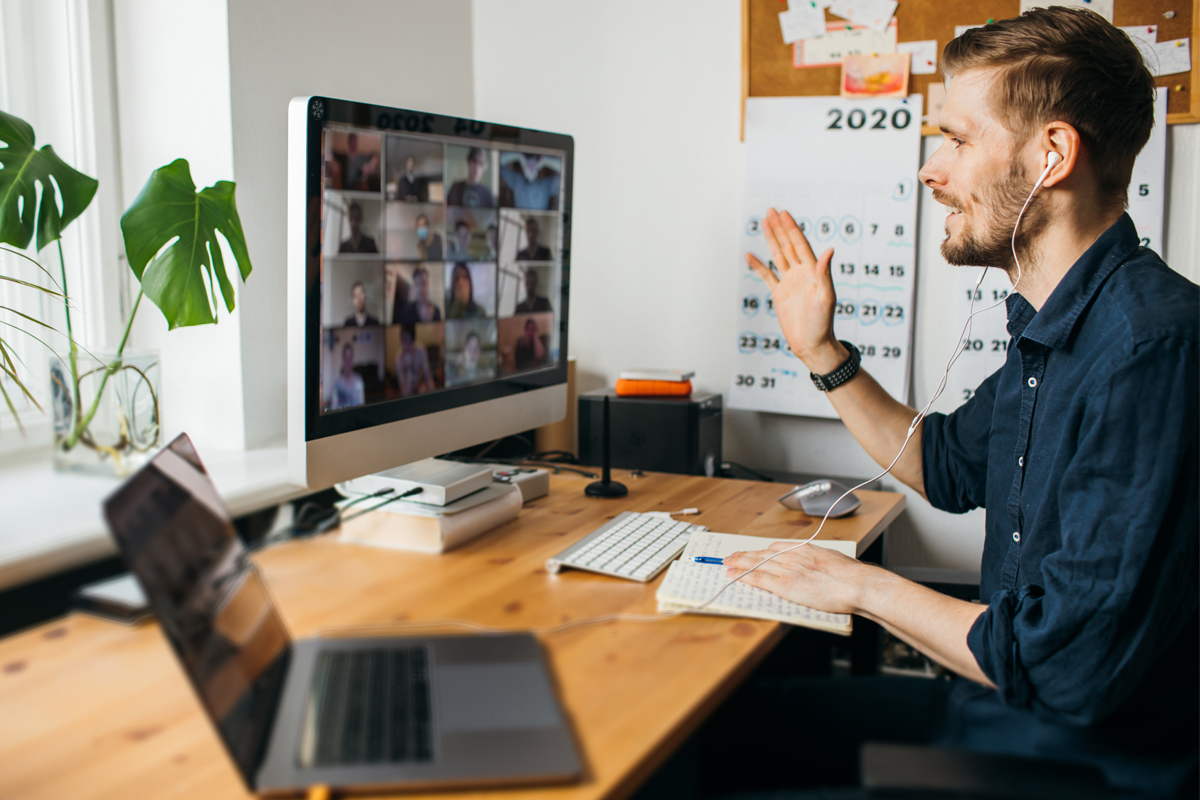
top-left (614, 369), bottom-right (694, 397)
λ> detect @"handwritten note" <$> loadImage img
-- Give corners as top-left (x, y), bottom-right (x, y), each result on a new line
top-left (779, 3), bottom-right (828, 45)
top-left (1152, 38), bottom-right (1192, 77)
top-left (655, 531), bottom-right (855, 634)
top-left (898, 39), bottom-right (939, 75)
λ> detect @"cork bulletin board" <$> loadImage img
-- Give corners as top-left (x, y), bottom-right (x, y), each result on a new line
top-left (741, 0), bottom-right (1200, 137)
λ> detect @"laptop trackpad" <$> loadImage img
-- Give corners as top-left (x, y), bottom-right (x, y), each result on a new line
top-left (436, 663), bottom-right (561, 732)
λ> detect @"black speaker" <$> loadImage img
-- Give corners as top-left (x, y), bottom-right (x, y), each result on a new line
top-left (578, 390), bottom-right (722, 476)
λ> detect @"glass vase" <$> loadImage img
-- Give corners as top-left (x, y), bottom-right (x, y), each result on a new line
top-left (51, 348), bottom-right (162, 477)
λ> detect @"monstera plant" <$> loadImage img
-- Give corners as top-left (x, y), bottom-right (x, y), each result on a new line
top-left (0, 109), bottom-right (252, 471)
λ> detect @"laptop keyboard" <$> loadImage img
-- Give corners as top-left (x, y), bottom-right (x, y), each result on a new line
top-left (306, 647), bottom-right (433, 766)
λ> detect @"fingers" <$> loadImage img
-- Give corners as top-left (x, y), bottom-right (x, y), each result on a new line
top-left (744, 252), bottom-right (779, 289)
top-left (760, 209), bottom-right (796, 276)
top-left (777, 211), bottom-right (817, 265)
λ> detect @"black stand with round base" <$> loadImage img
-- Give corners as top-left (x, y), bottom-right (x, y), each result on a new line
top-left (585, 394), bottom-right (628, 498)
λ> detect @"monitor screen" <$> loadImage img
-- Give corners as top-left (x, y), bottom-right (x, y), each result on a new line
top-left (298, 98), bottom-right (572, 444)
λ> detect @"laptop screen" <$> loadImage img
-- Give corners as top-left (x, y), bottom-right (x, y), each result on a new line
top-left (103, 434), bottom-right (291, 786)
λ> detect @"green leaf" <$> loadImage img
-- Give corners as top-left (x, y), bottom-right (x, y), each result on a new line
top-left (120, 159), bottom-right (252, 329)
top-left (0, 110), bottom-right (98, 251)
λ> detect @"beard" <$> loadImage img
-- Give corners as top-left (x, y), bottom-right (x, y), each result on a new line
top-left (936, 161), bottom-right (1050, 276)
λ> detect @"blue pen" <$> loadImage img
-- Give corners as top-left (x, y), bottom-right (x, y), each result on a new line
top-left (694, 556), bottom-right (724, 565)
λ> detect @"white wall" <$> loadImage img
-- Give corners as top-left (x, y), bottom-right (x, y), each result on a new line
top-left (226, 0), bottom-right (475, 448)
top-left (472, 0), bottom-right (1200, 569)
top-left (113, 0), bottom-right (245, 451)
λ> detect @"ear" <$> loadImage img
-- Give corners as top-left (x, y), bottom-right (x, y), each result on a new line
top-left (1039, 121), bottom-right (1081, 187)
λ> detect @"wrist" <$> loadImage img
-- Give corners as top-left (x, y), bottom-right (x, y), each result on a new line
top-left (849, 562), bottom-right (893, 618)
top-left (801, 339), bottom-right (849, 375)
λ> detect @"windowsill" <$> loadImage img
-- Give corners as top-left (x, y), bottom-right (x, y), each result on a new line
top-left (0, 443), bottom-right (308, 591)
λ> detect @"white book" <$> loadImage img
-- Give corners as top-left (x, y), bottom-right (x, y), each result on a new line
top-left (618, 369), bottom-right (695, 382)
top-left (338, 483), bottom-right (522, 554)
top-left (656, 531), bottom-right (856, 635)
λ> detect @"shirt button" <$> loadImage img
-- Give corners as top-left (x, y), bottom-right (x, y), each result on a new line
top-left (1018, 456), bottom-right (1025, 467)
top-left (1013, 531), bottom-right (1021, 542)
top-left (1028, 377), bottom-right (1038, 388)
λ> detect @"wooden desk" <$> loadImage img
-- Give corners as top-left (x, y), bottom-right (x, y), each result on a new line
top-left (0, 471), bottom-right (904, 800)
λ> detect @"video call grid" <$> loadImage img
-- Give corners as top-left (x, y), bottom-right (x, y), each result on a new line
top-left (319, 124), bottom-right (566, 414)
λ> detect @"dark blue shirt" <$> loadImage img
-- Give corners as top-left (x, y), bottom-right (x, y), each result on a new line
top-left (922, 215), bottom-right (1199, 798)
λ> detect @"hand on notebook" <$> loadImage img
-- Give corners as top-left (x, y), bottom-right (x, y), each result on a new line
top-left (723, 541), bottom-right (879, 616)
top-left (744, 208), bottom-right (845, 374)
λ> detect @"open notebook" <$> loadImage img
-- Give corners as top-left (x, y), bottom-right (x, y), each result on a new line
top-left (655, 531), bottom-right (857, 635)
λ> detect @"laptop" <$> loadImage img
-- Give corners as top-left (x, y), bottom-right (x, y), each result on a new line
top-left (102, 433), bottom-right (581, 794)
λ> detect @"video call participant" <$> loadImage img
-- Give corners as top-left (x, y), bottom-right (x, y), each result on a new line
top-left (446, 263), bottom-right (486, 319)
top-left (515, 268), bottom-right (552, 313)
top-left (713, 9), bottom-right (1199, 798)
top-left (339, 202), bottom-right (378, 254)
top-left (459, 330), bottom-right (483, 383)
top-left (395, 324), bottom-right (435, 397)
top-left (343, 132), bottom-right (379, 192)
top-left (332, 343), bottom-right (365, 410)
top-left (448, 220), bottom-right (472, 260)
top-left (415, 213), bottom-right (442, 260)
top-left (398, 266), bottom-right (442, 323)
top-left (516, 216), bottom-right (552, 261)
top-left (513, 318), bottom-right (548, 372)
top-left (343, 281), bottom-right (381, 327)
top-left (396, 155), bottom-right (427, 202)
top-left (500, 153), bottom-right (560, 210)
top-left (446, 147), bottom-right (495, 207)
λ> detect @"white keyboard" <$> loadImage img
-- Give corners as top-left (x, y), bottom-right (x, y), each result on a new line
top-left (545, 511), bottom-right (706, 582)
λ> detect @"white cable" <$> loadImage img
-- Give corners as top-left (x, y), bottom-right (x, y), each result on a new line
top-left (317, 160), bottom-right (1059, 641)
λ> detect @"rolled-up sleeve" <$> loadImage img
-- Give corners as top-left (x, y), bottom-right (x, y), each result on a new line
top-left (966, 337), bottom-right (1199, 724)
top-left (922, 367), bottom-right (1003, 514)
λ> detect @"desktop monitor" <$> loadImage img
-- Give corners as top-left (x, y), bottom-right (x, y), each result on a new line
top-left (288, 97), bottom-right (573, 488)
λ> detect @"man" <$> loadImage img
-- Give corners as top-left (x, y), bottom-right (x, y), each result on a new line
top-left (446, 147), bottom-right (495, 207)
top-left (342, 132), bottom-right (379, 192)
top-left (398, 266), bottom-right (442, 324)
top-left (514, 268), bottom-right (551, 313)
top-left (343, 281), bottom-right (380, 327)
top-left (338, 202), bottom-right (378, 254)
top-left (500, 152), bottom-right (560, 210)
top-left (395, 324), bottom-right (434, 397)
top-left (331, 343), bottom-right (365, 410)
top-left (396, 155), bottom-right (426, 202)
top-left (719, 9), bottom-right (1197, 798)
top-left (516, 216), bottom-right (552, 261)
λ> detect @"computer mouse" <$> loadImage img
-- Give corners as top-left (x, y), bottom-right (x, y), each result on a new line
top-left (778, 480), bottom-right (861, 518)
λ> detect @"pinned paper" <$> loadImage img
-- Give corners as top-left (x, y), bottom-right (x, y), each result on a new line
top-left (926, 81), bottom-right (947, 127)
top-left (898, 39), bottom-right (939, 75)
top-left (795, 19), bottom-right (898, 68)
top-left (842, 52), bottom-right (910, 97)
top-left (1120, 24), bottom-right (1159, 67)
top-left (779, 3), bottom-right (828, 45)
top-left (789, 0), bottom-right (831, 7)
top-left (954, 24), bottom-right (983, 38)
top-left (1019, 0), bottom-right (1112, 23)
top-left (1152, 38), bottom-right (1192, 77)
top-left (828, 0), bottom-right (898, 34)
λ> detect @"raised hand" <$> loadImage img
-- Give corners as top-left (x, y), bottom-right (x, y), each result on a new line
top-left (745, 208), bottom-right (846, 374)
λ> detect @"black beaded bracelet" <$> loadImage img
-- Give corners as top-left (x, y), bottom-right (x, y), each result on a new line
top-left (809, 341), bottom-right (861, 392)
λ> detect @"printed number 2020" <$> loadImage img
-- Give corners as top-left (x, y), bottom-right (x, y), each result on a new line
top-left (827, 108), bottom-right (912, 131)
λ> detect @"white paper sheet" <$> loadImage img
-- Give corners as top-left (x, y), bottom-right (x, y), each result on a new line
top-left (1152, 38), bottom-right (1191, 77)
top-left (1019, 0), bottom-right (1112, 23)
top-left (779, 3), bottom-right (828, 45)
top-left (828, 0), bottom-right (898, 34)
top-left (898, 39), bottom-right (938, 75)
top-left (795, 20), bottom-right (898, 68)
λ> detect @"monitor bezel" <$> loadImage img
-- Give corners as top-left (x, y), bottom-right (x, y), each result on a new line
top-left (300, 97), bottom-right (573, 443)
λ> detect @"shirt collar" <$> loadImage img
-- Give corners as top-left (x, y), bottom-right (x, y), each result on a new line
top-left (1005, 213), bottom-right (1141, 349)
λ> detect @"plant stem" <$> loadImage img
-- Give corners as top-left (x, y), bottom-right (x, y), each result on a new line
top-left (56, 240), bottom-right (81, 431)
top-left (65, 286), bottom-right (143, 450)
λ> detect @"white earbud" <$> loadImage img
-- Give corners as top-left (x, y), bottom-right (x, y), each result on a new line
top-left (1047, 152), bottom-right (1062, 167)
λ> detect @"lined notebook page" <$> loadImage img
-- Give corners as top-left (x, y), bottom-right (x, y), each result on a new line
top-left (657, 531), bottom-right (855, 634)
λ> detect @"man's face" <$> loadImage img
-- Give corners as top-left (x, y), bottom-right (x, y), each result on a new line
top-left (524, 218), bottom-right (539, 247)
top-left (467, 152), bottom-right (486, 184)
top-left (342, 346), bottom-right (354, 372)
top-left (405, 156), bottom-right (415, 175)
top-left (347, 134), bottom-right (358, 155)
top-left (455, 224), bottom-right (471, 251)
top-left (465, 335), bottom-right (481, 368)
top-left (348, 204), bottom-right (362, 235)
top-left (919, 69), bottom-right (1046, 270)
top-left (414, 271), bottom-right (429, 301)
top-left (352, 284), bottom-right (366, 313)
top-left (525, 270), bottom-right (538, 298)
